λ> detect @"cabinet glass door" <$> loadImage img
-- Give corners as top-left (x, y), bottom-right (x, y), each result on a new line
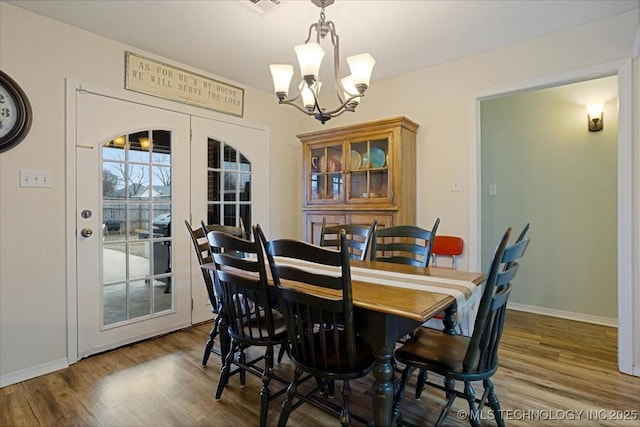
top-left (348, 138), bottom-right (389, 201)
top-left (310, 144), bottom-right (343, 202)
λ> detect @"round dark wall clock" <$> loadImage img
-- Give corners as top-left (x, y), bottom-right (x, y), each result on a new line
top-left (0, 70), bottom-right (33, 153)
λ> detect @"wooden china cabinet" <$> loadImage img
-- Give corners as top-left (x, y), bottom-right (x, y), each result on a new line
top-left (298, 116), bottom-right (419, 245)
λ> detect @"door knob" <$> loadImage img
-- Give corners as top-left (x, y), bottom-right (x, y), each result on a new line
top-left (80, 227), bottom-right (93, 238)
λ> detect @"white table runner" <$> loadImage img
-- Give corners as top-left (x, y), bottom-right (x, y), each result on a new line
top-left (270, 256), bottom-right (481, 325)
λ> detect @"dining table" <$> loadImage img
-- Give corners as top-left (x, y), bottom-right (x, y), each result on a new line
top-left (202, 258), bottom-right (486, 426)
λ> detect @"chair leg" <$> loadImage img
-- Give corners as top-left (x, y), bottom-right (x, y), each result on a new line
top-left (202, 314), bottom-right (221, 366)
top-left (278, 368), bottom-right (301, 427)
top-left (339, 380), bottom-right (352, 427)
top-left (276, 342), bottom-right (289, 363)
top-left (216, 342), bottom-right (238, 401)
top-left (434, 377), bottom-right (457, 427)
top-left (444, 377), bottom-right (456, 401)
top-left (392, 365), bottom-right (416, 422)
top-left (259, 346), bottom-right (274, 427)
top-left (484, 379), bottom-right (505, 427)
top-left (326, 380), bottom-right (335, 398)
top-left (415, 368), bottom-right (427, 399)
top-left (239, 347), bottom-right (247, 388)
top-left (463, 381), bottom-right (481, 427)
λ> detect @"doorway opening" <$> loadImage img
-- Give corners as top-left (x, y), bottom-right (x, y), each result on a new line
top-left (470, 60), bottom-right (635, 375)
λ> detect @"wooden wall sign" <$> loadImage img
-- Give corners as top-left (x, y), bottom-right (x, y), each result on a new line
top-left (125, 51), bottom-right (244, 117)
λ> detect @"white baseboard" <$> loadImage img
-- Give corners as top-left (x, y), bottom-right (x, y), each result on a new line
top-left (508, 303), bottom-right (618, 327)
top-left (1, 358), bottom-right (68, 388)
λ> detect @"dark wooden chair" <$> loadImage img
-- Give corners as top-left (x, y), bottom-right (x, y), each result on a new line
top-left (207, 226), bottom-right (290, 427)
top-left (203, 220), bottom-right (289, 363)
top-left (393, 227), bottom-right (530, 427)
top-left (370, 219), bottom-right (440, 396)
top-left (201, 221), bottom-right (245, 240)
top-left (371, 219), bottom-right (440, 267)
top-left (319, 217), bottom-right (377, 261)
top-left (184, 220), bottom-right (223, 366)
top-left (258, 225), bottom-right (375, 427)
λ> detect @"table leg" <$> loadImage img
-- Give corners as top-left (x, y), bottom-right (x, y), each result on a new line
top-left (360, 310), bottom-right (419, 426)
top-left (371, 349), bottom-right (395, 426)
top-left (443, 302), bottom-right (458, 335)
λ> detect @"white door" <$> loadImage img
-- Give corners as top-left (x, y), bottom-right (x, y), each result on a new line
top-left (189, 116), bottom-right (269, 323)
top-left (76, 91), bottom-right (191, 357)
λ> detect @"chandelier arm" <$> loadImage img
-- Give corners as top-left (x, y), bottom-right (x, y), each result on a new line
top-left (305, 22), bottom-right (319, 44)
top-left (327, 108), bottom-right (351, 118)
top-left (277, 80), bottom-right (325, 117)
top-left (316, 95), bottom-right (361, 117)
top-left (276, 85), bottom-right (303, 105)
top-left (326, 21), bottom-right (347, 105)
top-left (279, 98), bottom-right (318, 116)
top-left (307, 83), bottom-right (326, 116)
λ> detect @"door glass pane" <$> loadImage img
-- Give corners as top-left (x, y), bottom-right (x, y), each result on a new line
top-left (206, 138), bottom-right (252, 233)
top-left (103, 283), bottom-right (126, 325)
top-left (102, 128), bottom-right (174, 327)
top-left (129, 280), bottom-right (151, 319)
top-left (208, 171), bottom-right (221, 202)
top-left (103, 243), bottom-right (126, 283)
top-left (152, 130), bottom-right (171, 164)
top-left (129, 131), bottom-right (150, 163)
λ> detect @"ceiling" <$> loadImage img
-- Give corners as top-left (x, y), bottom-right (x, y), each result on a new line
top-left (6, 0), bottom-right (640, 95)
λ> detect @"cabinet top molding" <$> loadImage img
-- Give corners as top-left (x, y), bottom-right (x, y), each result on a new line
top-left (297, 116), bottom-right (419, 142)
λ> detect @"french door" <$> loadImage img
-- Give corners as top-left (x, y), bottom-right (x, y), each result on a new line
top-left (189, 116), bottom-right (269, 323)
top-left (75, 90), bottom-right (191, 357)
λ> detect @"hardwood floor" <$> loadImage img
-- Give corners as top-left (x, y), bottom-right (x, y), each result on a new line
top-left (1, 310), bottom-right (638, 426)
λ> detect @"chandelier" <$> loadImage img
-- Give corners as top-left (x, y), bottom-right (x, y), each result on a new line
top-left (269, 0), bottom-right (375, 124)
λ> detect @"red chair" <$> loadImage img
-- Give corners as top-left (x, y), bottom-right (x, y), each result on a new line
top-left (431, 235), bottom-right (464, 268)
top-left (423, 235), bottom-right (466, 375)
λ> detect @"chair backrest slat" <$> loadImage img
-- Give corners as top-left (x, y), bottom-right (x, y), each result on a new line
top-left (319, 218), bottom-right (377, 261)
top-left (372, 219), bottom-right (440, 267)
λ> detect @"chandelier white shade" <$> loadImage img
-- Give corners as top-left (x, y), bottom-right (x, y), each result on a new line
top-left (269, 0), bottom-right (375, 124)
top-left (269, 64), bottom-right (294, 95)
top-left (294, 42), bottom-right (325, 80)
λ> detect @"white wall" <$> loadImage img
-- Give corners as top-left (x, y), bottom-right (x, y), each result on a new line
top-left (1, 3), bottom-right (638, 383)
top-left (0, 2), bottom-right (300, 383)
top-left (302, 12), bottom-right (639, 270)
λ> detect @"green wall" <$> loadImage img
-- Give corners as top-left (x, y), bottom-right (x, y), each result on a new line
top-left (481, 76), bottom-right (618, 320)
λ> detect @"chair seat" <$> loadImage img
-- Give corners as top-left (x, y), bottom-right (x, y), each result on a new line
top-left (395, 327), bottom-right (469, 374)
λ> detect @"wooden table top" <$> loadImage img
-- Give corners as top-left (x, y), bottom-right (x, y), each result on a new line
top-left (203, 258), bottom-right (485, 324)
top-left (348, 260), bottom-right (485, 322)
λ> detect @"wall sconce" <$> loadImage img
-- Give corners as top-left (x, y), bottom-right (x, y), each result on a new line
top-left (587, 104), bottom-right (603, 132)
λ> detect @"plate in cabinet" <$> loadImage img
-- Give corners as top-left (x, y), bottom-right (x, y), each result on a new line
top-left (350, 150), bottom-right (361, 170)
top-left (362, 147), bottom-right (386, 168)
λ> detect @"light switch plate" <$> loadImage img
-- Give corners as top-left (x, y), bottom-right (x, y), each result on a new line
top-left (20, 169), bottom-right (53, 188)
top-left (452, 178), bottom-right (461, 192)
